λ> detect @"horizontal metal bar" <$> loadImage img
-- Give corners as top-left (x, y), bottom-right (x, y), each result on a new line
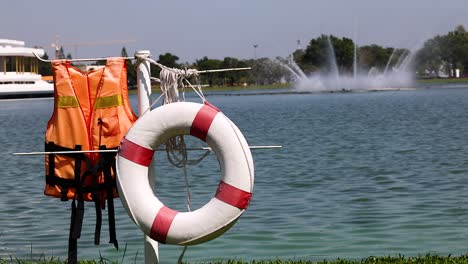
top-left (197, 67), bottom-right (251, 73)
top-left (33, 52), bottom-right (134, 63)
top-left (13, 145), bottom-right (282, 156)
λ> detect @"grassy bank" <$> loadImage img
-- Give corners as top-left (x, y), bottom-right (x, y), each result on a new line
top-left (199, 83), bottom-right (291, 92)
top-left (128, 83), bottom-right (291, 95)
top-left (128, 78), bottom-right (468, 96)
top-left (417, 77), bottom-right (468, 84)
top-left (4, 255), bottom-right (468, 264)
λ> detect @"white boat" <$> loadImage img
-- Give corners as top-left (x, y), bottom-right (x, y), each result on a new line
top-left (0, 39), bottom-right (53, 99)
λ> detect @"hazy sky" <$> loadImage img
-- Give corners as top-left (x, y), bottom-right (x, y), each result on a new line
top-left (2, 0), bottom-right (468, 63)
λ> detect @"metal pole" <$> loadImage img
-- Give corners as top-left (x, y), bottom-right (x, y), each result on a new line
top-left (135, 50), bottom-right (151, 115)
top-left (135, 50), bottom-right (160, 264)
top-left (12, 145), bottom-right (282, 156)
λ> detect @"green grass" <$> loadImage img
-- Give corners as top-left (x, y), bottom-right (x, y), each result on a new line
top-left (201, 255), bottom-right (468, 264)
top-left (199, 83), bottom-right (291, 92)
top-left (0, 256), bottom-right (119, 264)
top-left (129, 78), bottom-right (468, 96)
top-left (4, 254), bottom-right (468, 264)
top-left (417, 77), bottom-right (468, 84)
top-left (127, 83), bottom-right (291, 95)
top-left (0, 258), bottom-right (114, 264)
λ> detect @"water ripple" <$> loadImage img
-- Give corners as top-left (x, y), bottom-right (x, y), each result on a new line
top-left (2, 90), bottom-right (468, 262)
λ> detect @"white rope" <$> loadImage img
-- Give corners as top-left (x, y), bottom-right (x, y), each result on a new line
top-left (183, 77), bottom-right (206, 102)
top-left (177, 160), bottom-right (192, 264)
top-left (177, 243), bottom-right (189, 264)
top-left (142, 57), bottom-right (253, 113)
top-left (146, 57), bottom-right (257, 103)
top-left (155, 67), bottom-right (210, 169)
top-left (139, 92), bottom-right (165, 118)
top-left (151, 64), bottom-right (213, 264)
top-left (139, 66), bottom-right (185, 117)
top-left (160, 68), bottom-right (182, 104)
top-left (145, 58), bottom-right (198, 78)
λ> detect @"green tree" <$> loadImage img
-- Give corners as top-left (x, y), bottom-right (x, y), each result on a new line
top-left (151, 52), bottom-right (180, 78)
top-left (415, 36), bottom-right (444, 77)
top-left (445, 26), bottom-right (468, 75)
top-left (298, 34), bottom-right (356, 74)
top-left (157, 53), bottom-right (180, 68)
top-left (301, 34), bottom-right (329, 73)
top-left (358, 45), bottom-right (393, 72)
top-left (415, 25), bottom-right (468, 77)
top-left (250, 57), bottom-right (289, 85)
top-left (38, 52), bottom-right (52, 76)
top-left (331, 36), bottom-right (354, 72)
top-left (219, 57), bottom-right (249, 86)
top-left (194, 56), bottom-right (222, 86)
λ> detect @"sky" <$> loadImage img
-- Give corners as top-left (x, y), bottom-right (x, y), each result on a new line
top-left (2, 0), bottom-right (468, 63)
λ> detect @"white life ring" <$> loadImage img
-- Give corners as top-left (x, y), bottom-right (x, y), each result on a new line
top-left (116, 101), bottom-right (254, 245)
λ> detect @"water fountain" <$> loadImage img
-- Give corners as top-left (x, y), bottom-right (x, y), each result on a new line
top-left (284, 38), bottom-right (417, 92)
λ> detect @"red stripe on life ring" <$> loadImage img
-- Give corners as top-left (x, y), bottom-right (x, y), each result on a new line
top-left (190, 102), bottom-right (220, 141)
top-left (150, 206), bottom-right (179, 243)
top-left (118, 137), bottom-right (155, 167)
top-left (215, 181), bottom-right (252, 210)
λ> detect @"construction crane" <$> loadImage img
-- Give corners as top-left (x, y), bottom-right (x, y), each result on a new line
top-left (52, 34), bottom-right (136, 59)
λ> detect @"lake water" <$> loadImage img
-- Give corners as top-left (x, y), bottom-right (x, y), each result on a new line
top-left (2, 85), bottom-right (468, 263)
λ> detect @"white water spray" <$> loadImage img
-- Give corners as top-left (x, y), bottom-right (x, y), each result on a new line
top-left (284, 40), bottom-right (418, 92)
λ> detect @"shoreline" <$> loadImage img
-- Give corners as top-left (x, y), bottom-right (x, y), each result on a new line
top-left (417, 77), bottom-right (468, 84)
top-left (130, 78), bottom-right (468, 95)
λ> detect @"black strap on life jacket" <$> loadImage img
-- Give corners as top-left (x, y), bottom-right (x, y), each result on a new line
top-left (99, 145), bottom-right (119, 249)
top-left (45, 142), bottom-right (85, 264)
top-left (45, 142), bottom-right (119, 264)
top-left (68, 190), bottom-right (84, 264)
top-left (77, 155), bottom-right (102, 248)
top-left (87, 145), bottom-right (119, 250)
top-left (45, 143), bottom-right (88, 201)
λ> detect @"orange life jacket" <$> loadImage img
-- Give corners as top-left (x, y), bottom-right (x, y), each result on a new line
top-left (45, 57), bottom-right (137, 200)
top-left (44, 57), bottom-right (137, 262)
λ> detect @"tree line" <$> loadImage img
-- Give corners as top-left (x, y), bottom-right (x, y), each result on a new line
top-left (38, 25), bottom-right (468, 86)
top-left (415, 25), bottom-right (468, 77)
